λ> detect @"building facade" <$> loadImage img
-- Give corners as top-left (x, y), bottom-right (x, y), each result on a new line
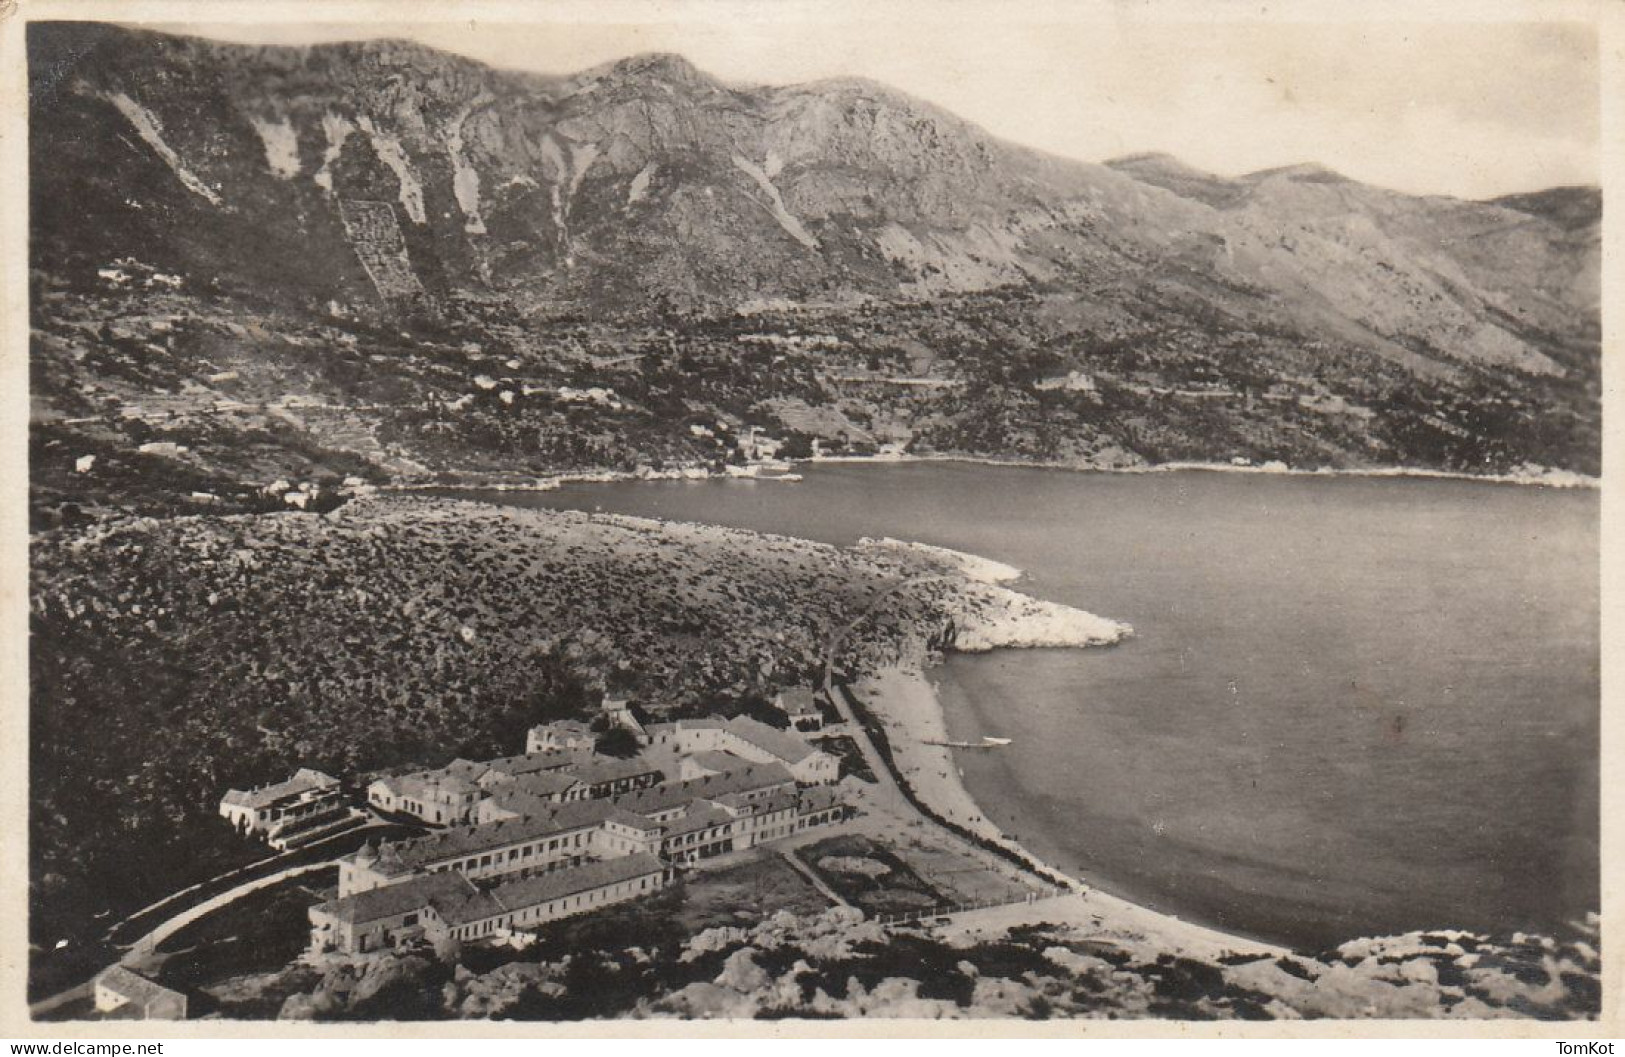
top-left (646, 716), bottom-right (839, 784)
top-left (525, 720), bottom-right (595, 754)
top-left (366, 769), bottom-right (483, 826)
top-left (310, 855), bottom-right (669, 955)
top-left (219, 768), bottom-right (351, 850)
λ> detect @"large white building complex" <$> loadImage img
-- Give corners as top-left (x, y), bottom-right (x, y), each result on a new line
top-left (305, 710), bottom-right (850, 956)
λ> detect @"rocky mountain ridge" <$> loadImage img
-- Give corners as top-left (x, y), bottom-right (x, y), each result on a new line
top-left (26, 22), bottom-right (1603, 518)
top-left (33, 23), bottom-right (1598, 365)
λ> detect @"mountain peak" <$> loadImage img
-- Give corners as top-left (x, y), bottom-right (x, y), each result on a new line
top-left (1106, 152), bottom-right (1247, 208)
top-left (1489, 185), bottom-right (1601, 232)
top-left (1242, 162), bottom-right (1348, 184)
top-left (1107, 151), bottom-right (1187, 170)
top-left (605, 51), bottom-right (712, 86)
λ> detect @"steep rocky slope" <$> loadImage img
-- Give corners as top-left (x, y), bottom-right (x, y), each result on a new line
top-left (26, 21), bottom-right (1602, 508)
top-left (32, 22), bottom-right (1597, 370)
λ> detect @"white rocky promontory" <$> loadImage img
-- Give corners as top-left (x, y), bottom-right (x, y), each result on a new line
top-left (950, 586), bottom-right (1130, 652)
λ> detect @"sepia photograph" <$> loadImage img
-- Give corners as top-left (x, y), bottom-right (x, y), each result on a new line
top-left (10, 0), bottom-right (1612, 1032)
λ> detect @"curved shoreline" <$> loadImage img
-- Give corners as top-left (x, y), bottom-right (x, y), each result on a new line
top-left (846, 664), bottom-right (1287, 960)
top-left (809, 452), bottom-right (1598, 490)
top-left (415, 465), bottom-right (1592, 961)
top-left (379, 453), bottom-right (1597, 496)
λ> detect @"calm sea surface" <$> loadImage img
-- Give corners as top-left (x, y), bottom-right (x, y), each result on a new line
top-left (465, 463), bottom-right (1599, 951)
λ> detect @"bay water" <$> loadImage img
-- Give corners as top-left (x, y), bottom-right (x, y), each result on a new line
top-left (468, 463), bottom-right (1598, 950)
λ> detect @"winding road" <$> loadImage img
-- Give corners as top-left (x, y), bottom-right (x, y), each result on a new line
top-left (30, 816), bottom-right (413, 1018)
top-left (124, 862), bottom-right (335, 957)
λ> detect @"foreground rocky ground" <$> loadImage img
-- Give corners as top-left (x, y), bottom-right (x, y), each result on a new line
top-left (263, 895), bottom-right (1601, 1021)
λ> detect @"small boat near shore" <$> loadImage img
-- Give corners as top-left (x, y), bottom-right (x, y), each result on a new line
top-left (924, 736), bottom-right (1013, 749)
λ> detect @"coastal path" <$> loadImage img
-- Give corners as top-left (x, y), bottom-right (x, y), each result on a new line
top-left (817, 573), bottom-right (956, 815)
top-left (31, 816), bottom-right (415, 1017)
top-left (818, 573), bottom-right (955, 707)
top-left (870, 886), bottom-right (1074, 929)
top-left (29, 860), bottom-right (343, 1020)
top-left (814, 576), bottom-right (1081, 904)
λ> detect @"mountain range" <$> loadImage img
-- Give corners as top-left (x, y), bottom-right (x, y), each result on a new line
top-left (26, 21), bottom-right (1602, 523)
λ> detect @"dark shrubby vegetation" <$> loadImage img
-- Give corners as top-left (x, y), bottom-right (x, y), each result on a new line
top-left (28, 496), bottom-right (983, 949)
top-left (28, 277), bottom-right (1600, 535)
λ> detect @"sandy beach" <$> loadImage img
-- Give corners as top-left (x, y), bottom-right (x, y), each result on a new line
top-left (849, 664), bottom-right (1286, 961)
top-left (853, 665), bottom-right (1011, 847)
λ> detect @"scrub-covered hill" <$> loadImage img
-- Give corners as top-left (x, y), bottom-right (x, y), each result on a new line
top-left (28, 495), bottom-right (1120, 948)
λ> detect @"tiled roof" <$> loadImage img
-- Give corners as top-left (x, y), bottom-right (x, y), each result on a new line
top-left (439, 890), bottom-right (503, 927)
top-left (775, 687), bottom-right (821, 713)
top-left (442, 758), bottom-right (488, 780)
top-left (571, 755), bottom-right (662, 786)
top-left (724, 716), bottom-right (819, 764)
top-left (479, 751), bottom-right (577, 781)
top-left (311, 871), bottom-right (476, 926)
top-left (377, 769), bottom-right (480, 800)
top-left (603, 807), bottom-right (663, 832)
top-left (96, 965), bottom-right (185, 1006)
top-left (686, 750), bottom-right (749, 773)
top-left (220, 768), bottom-right (338, 810)
top-left (480, 789), bottom-right (554, 822)
top-left (712, 789), bottom-right (799, 816)
top-left (532, 719), bottom-right (592, 735)
top-left (455, 854), bottom-right (665, 924)
top-left (382, 799), bottom-right (615, 868)
top-left (611, 762), bottom-right (794, 817)
top-left (646, 718), bottom-right (727, 738)
top-left (663, 804), bottom-right (733, 837)
top-left (508, 769), bottom-right (584, 798)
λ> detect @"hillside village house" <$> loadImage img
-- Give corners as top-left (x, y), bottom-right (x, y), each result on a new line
top-left (523, 692), bottom-right (645, 755)
top-left (93, 966), bottom-right (188, 1020)
top-left (737, 426), bottom-right (784, 462)
top-left (367, 767), bottom-right (484, 825)
top-left (601, 692), bottom-right (648, 740)
top-left (645, 715), bottom-right (839, 784)
top-left (218, 768), bottom-right (352, 849)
